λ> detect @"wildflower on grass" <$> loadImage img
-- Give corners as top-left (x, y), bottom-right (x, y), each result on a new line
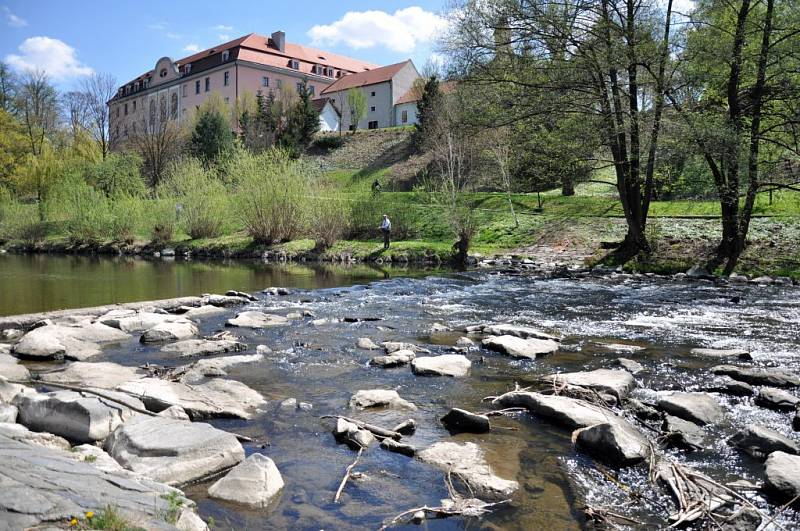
top-left (86, 510), bottom-right (94, 519)
top-left (70, 517), bottom-right (78, 526)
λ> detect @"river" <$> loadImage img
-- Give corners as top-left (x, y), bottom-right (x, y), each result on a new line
top-left (4, 256), bottom-right (800, 529)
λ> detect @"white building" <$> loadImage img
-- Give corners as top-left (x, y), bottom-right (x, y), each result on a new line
top-left (313, 98), bottom-right (340, 132)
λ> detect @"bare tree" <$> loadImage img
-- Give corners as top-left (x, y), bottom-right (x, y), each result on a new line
top-left (130, 112), bottom-right (184, 187)
top-left (0, 61), bottom-right (16, 113)
top-left (79, 73), bottom-right (117, 159)
top-left (15, 70), bottom-right (59, 156)
top-left (485, 126), bottom-right (519, 227)
top-left (62, 90), bottom-right (91, 139)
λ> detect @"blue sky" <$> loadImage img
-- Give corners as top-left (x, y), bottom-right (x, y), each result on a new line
top-left (1, 1), bottom-right (446, 90)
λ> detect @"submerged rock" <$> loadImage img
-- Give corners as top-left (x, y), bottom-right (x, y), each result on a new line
top-left (349, 389), bottom-right (416, 410)
top-left (542, 369), bottom-right (636, 401)
top-left (690, 348), bottom-right (752, 361)
top-left (492, 391), bottom-right (616, 430)
top-left (417, 442), bottom-right (518, 501)
top-left (481, 323), bottom-right (559, 341)
top-left (140, 320), bottom-right (198, 343)
top-left (356, 337), bottom-right (380, 350)
top-left (208, 453), bottom-right (284, 508)
top-left (14, 390), bottom-right (144, 444)
top-left (382, 341), bottom-right (429, 354)
top-left (0, 432), bottom-right (191, 530)
top-left (40, 361), bottom-right (143, 390)
top-left (615, 358), bottom-right (645, 374)
top-left (411, 355), bottom-right (471, 377)
top-left (441, 408), bottom-right (490, 434)
top-left (574, 421), bottom-right (651, 467)
top-left (764, 451), bottom-right (800, 501)
top-left (755, 387), bottom-right (800, 412)
top-left (226, 311), bottom-right (289, 328)
top-left (161, 339), bottom-right (247, 357)
top-left (482, 335), bottom-right (559, 359)
top-left (711, 365), bottom-right (800, 388)
top-left (656, 392), bottom-right (724, 425)
top-left (662, 415), bottom-right (706, 451)
top-left (729, 424), bottom-right (799, 459)
top-left (369, 350), bottom-right (415, 368)
top-left (104, 415), bottom-right (244, 486)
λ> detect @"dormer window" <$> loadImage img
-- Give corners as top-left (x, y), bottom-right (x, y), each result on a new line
top-left (288, 59), bottom-right (299, 70)
top-left (159, 68), bottom-right (168, 78)
top-left (336, 71), bottom-right (342, 78)
top-left (222, 50), bottom-right (230, 62)
top-left (185, 64), bottom-right (192, 74)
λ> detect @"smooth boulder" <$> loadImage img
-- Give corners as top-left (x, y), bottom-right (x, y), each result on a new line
top-left (481, 324), bottom-right (559, 341)
top-left (369, 350), bottom-right (415, 368)
top-left (656, 392), bottom-right (723, 425)
top-left (349, 389), bottom-right (416, 410)
top-left (0, 353), bottom-right (29, 380)
top-left (482, 335), bottom-right (559, 359)
top-left (492, 391), bottom-right (617, 430)
top-left (711, 365), bottom-right (800, 388)
top-left (441, 408), bottom-right (490, 434)
top-left (140, 320), bottom-right (198, 343)
top-left (755, 387), bottom-right (800, 412)
top-left (764, 451), bottom-right (800, 501)
top-left (730, 425), bottom-right (799, 459)
top-left (574, 421), bottom-right (651, 467)
top-left (690, 348), bottom-right (752, 361)
top-left (104, 415), bottom-right (244, 486)
top-left (411, 355), bottom-right (471, 377)
top-left (542, 369), bottom-right (636, 401)
top-left (208, 453), bottom-right (284, 508)
top-left (226, 311), bottom-right (288, 328)
top-left (356, 338), bottom-right (380, 350)
top-left (12, 323), bottom-right (127, 361)
top-left (161, 339), bottom-right (247, 357)
top-left (101, 311), bottom-right (186, 333)
top-left (662, 415), bottom-right (706, 451)
top-left (40, 361), bottom-right (143, 390)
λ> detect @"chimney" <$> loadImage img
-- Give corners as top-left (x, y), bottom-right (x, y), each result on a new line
top-left (271, 31), bottom-right (286, 53)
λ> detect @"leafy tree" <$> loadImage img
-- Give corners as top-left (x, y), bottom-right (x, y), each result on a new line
top-left (346, 88), bottom-right (367, 132)
top-left (0, 62), bottom-right (15, 113)
top-left (189, 106), bottom-right (235, 165)
top-left (84, 152), bottom-right (146, 197)
top-left (0, 109), bottom-right (27, 186)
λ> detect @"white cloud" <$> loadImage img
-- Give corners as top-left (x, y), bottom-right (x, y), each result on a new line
top-left (307, 6), bottom-right (446, 53)
top-left (218, 34), bottom-right (230, 42)
top-left (165, 32), bottom-right (181, 40)
top-left (3, 6), bottom-right (27, 27)
top-left (183, 43), bottom-right (201, 53)
top-left (671, 0), bottom-right (696, 14)
top-left (214, 24), bottom-right (233, 31)
top-left (5, 36), bottom-right (93, 79)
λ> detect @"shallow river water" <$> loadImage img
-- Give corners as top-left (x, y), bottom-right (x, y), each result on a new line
top-left (11, 266), bottom-right (800, 529)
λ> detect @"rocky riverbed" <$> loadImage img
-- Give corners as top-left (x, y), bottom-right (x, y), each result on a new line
top-left (1, 271), bottom-right (799, 529)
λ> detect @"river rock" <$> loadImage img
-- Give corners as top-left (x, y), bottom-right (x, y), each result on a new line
top-left (417, 442), bottom-right (518, 501)
top-left (482, 335), bottom-right (559, 359)
top-left (411, 355), bottom-right (471, 377)
top-left (492, 391), bottom-right (617, 430)
top-left (481, 323), bottom-right (559, 341)
top-left (662, 415), bottom-right (706, 451)
top-left (393, 419), bottom-right (417, 435)
top-left (543, 369), bottom-right (636, 401)
top-left (226, 311), bottom-right (289, 328)
top-left (456, 337), bottom-right (475, 348)
top-left (703, 377), bottom-right (754, 397)
top-left (729, 424), bottom-right (799, 459)
top-left (755, 387), bottom-right (800, 412)
top-left (624, 398), bottom-right (661, 421)
top-left (140, 320), bottom-right (198, 343)
top-left (116, 377), bottom-right (265, 419)
top-left (380, 438), bottom-right (416, 457)
top-left (179, 354), bottom-right (264, 382)
top-left (104, 415), bottom-right (244, 486)
top-left (382, 341), bottom-right (429, 354)
top-left (0, 403), bottom-right (17, 422)
top-left (0, 433), bottom-right (192, 530)
top-left (0, 353), bottom-right (30, 380)
top-left (101, 311), bottom-right (186, 333)
top-left (14, 390), bottom-right (144, 444)
top-left (656, 392), bottom-right (724, 425)
top-left (690, 348), bottom-right (752, 361)
top-left (574, 421), bottom-right (651, 466)
top-left (159, 405), bottom-right (191, 421)
top-left (203, 294), bottom-right (250, 307)
top-left (349, 389), bottom-right (416, 410)
top-left (356, 337), bottom-right (380, 350)
top-left (615, 358), bottom-right (644, 374)
top-left (225, 290), bottom-right (258, 302)
top-left (441, 408), bottom-right (490, 434)
top-left (161, 339), bottom-right (247, 357)
top-left (262, 287), bottom-right (291, 296)
top-left (12, 323), bottom-right (128, 361)
top-left (66, 444), bottom-right (126, 473)
top-left (176, 509), bottom-right (209, 531)
top-left (40, 361), bottom-right (143, 390)
top-left (208, 453), bottom-right (284, 508)
top-left (369, 350), bottom-right (416, 368)
top-left (0, 376), bottom-right (33, 403)
top-left (711, 365), bottom-right (800, 388)
top-left (0, 422), bottom-right (70, 450)
top-left (333, 418), bottom-right (375, 448)
top-left (0, 328), bottom-right (23, 340)
top-left (764, 451), bottom-right (800, 501)
top-left (180, 304), bottom-right (227, 319)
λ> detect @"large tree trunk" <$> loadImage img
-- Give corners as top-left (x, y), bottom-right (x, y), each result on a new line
top-left (561, 174), bottom-right (575, 196)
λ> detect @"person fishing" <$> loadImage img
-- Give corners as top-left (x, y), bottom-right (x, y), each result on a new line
top-left (379, 214), bottom-right (391, 250)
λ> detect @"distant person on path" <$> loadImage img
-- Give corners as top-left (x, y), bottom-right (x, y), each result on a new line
top-left (371, 180), bottom-right (381, 195)
top-left (380, 214), bottom-right (391, 250)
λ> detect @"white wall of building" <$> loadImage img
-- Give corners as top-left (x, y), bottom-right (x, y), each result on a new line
top-left (319, 102), bottom-right (340, 132)
top-left (395, 102), bottom-right (418, 127)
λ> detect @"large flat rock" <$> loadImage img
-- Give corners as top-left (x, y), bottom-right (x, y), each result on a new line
top-left (12, 323), bottom-right (128, 361)
top-left (225, 311), bottom-right (289, 328)
top-left (104, 415), bottom-right (244, 486)
top-left (730, 425), bottom-right (799, 459)
top-left (755, 387), bottom-right (800, 412)
top-left (40, 361), bottom-right (143, 390)
top-left (417, 441), bottom-right (518, 501)
top-left (492, 391), bottom-right (617, 430)
top-left (481, 324), bottom-right (559, 341)
top-left (482, 335), bottom-right (559, 359)
top-left (208, 453), bottom-right (284, 508)
top-left (657, 392), bottom-right (724, 426)
top-left (140, 320), bottom-right (198, 343)
top-left (100, 311), bottom-right (187, 333)
top-left (0, 433), bottom-right (192, 529)
top-left (161, 339), bottom-right (247, 358)
top-left (14, 390), bottom-right (144, 444)
top-left (349, 389), bottom-right (416, 410)
top-left (711, 365), bottom-right (800, 388)
top-left (116, 377), bottom-right (265, 419)
top-left (0, 422), bottom-right (70, 450)
top-left (411, 355), bottom-right (471, 377)
top-left (542, 369), bottom-right (636, 401)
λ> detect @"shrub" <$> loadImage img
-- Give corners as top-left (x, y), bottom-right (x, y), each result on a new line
top-left (0, 200), bottom-right (46, 245)
top-left (312, 135), bottom-right (344, 151)
top-left (109, 194), bottom-right (145, 244)
top-left (308, 193), bottom-right (349, 251)
top-left (149, 200), bottom-right (177, 244)
top-left (47, 178), bottom-right (113, 244)
top-left (232, 149), bottom-right (310, 243)
top-left (85, 153), bottom-right (147, 198)
top-left (159, 158), bottom-right (228, 240)
top-left (347, 193), bottom-right (417, 240)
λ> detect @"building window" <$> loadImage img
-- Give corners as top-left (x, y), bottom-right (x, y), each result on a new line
top-left (124, 103), bottom-right (128, 116)
top-left (222, 50), bottom-right (230, 61)
top-left (262, 76), bottom-right (269, 87)
top-left (277, 79), bottom-right (282, 89)
top-left (368, 121), bottom-right (378, 129)
top-left (185, 64), bottom-right (192, 75)
top-left (160, 95), bottom-right (167, 121)
top-left (132, 100), bottom-right (136, 112)
top-left (159, 68), bottom-right (168, 78)
top-left (149, 100), bottom-right (156, 123)
top-left (371, 91), bottom-right (376, 97)
top-left (116, 107), bottom-right (120, 118)
top-left (205, 77), bottom-right (210, 92)
top-left (124, 124), bottom-right (128, 137)
top-left (401, 110), bottom-right (408, 123)
top-left (224, 71), bottom-right (229, 86)
top-left (171, 93), bottom-right (178, 119)
top-left (309, 85), bottom-right (315, 95)
top-left (195, 80), bottom-right (200, 94)
top-left (224, 97), bottom-right (230, 103)
top-left (370, 106), bottom-right (376, 112)
top-left (296, 82), bottom-right (303, 93)
top-left (288, 59), bottom-right (299, 69)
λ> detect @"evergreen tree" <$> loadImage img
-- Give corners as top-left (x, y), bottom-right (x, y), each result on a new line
top-left (189, 107), bottom-right (234, 165)
top-left (295, 81), bottom-right (320, 146)
top-left (413, 76), bottom-right (442, 149)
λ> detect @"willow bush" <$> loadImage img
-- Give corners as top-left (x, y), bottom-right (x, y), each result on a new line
top-left (0, 200), bottom-right (45, 245)
top-left (159, 158), bottom-right (228, 240)
top-left (308, 191), bottom-right (350, 251)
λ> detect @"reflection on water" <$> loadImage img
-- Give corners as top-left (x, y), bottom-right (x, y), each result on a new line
top-left (0, 253), bottom-right (441, 316)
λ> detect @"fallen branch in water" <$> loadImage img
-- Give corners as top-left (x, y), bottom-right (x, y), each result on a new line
top-left (320, 415), bottom-right (402, 440)
top-left (584, 505), bottom-right (645, 529)
top-left (479, 407), bottom-right (528, 417)
top-left (333, 447), bottom-right (363, 503)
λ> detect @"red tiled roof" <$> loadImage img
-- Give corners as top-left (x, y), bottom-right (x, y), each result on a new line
top-left (312, 97), bottom-right (339, 115)
top-left (320, 61), bottom-right (411, 95)
top-left (396, 80), bottom-right (457, 104)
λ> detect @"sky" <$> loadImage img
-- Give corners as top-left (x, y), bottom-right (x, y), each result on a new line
top-left (0, 1), bottom-right (447, 90)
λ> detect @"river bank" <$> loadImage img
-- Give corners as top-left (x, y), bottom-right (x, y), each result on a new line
top-left (1, 271), bottom-right (799, 529)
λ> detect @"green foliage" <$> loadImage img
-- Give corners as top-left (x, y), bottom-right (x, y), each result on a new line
top-left (287, 80), bottom-right (320, 148)
top-left (159, 491), bottom-right (184, 525)
top-left (189, 106), bottom-right (235, 165)
top-left (84, 505), bottom-right (145, 530)
top-left (159, 158), bottom-right (228, 239)
top-left (413, 76), bottom-right (442, 149)
top-left (108, 194), bottom-right (145, 243)
top-left (47, 177), bottom-right (113, 244)
top-left (84, 153), bottom-right (146, 198)
top-left (148, 199), bottom-right (177, 243)
top-left (308, 192), bottom-right (349, 251)
top-left (347, 192), bottom-right (419, 241)
top-left (346, 88), bottom-right (367, 132)
top-left (313, 135), bottom-right (344, 151)
top-left (0, 200), bottom-right (45, 245)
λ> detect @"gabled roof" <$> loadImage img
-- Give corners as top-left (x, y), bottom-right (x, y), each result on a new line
top-left (320, 61), bottom-right (411, 95)
top-left (312, 97), bottom-right (339, 115)
top-left (396, 80), bottom-right (457, 104)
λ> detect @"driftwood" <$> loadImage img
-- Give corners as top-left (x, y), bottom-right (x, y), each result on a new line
top-left (584, 505), bottom-right (645, 529)
top-left (333, 447), bottom-right (363, 503)
top-left (321, 415), bottom-right (402, 440)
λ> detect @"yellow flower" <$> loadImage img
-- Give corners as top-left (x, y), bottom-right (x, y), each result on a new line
top-left (70, 518), bottom-right (78, 526)
top-left (86, 511), bottom-right (94, 519)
